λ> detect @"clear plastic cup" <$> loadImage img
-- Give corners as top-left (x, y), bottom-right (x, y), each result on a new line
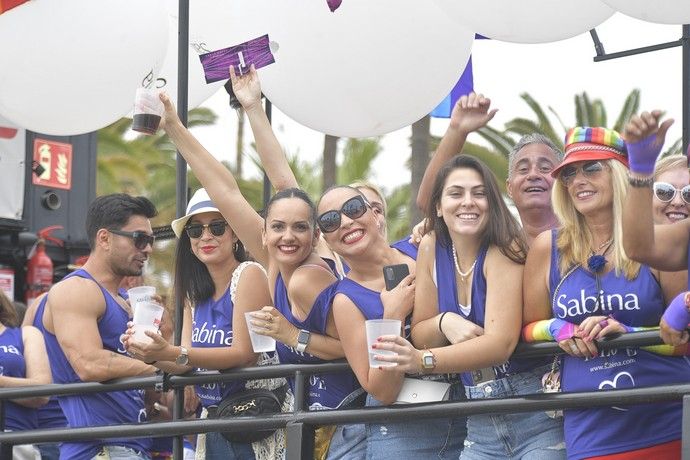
top-left (365, 319), bottom-right (401, 367)
top-left (132, 301), bottom-right (164, 343)
top-left (244, 312), bottom-right (276, 352)
top-left (127, 286), bottom-right (156, 313)
top-left (132, 87), bottom-right (164, 135)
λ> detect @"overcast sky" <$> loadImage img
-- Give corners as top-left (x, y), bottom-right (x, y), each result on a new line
top-left (190, 12), bottom-right (685, 193)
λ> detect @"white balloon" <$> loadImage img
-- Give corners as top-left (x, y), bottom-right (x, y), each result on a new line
top-left (230, 0), bottom-right (473, 137)
top-left (153, 0), bottom-right (224, 110)
top-left (601, 0), bottom-right (690, 25)
top-left (436, 0), bottom-right (614, 44)
top-left (0, 0), bottom-right (168, 135)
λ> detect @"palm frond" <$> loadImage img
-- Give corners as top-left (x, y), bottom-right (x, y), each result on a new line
top-left (612, 89), bottom-right (640, 133)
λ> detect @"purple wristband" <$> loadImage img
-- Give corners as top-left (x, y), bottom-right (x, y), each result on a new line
top-left (662, 292), bottom-right (690, 331)
top-left (627, 135), bottom-right (661, 175)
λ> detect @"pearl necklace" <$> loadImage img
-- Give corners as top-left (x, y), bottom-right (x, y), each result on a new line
top-left (452, 243), bottom-right (476, 280)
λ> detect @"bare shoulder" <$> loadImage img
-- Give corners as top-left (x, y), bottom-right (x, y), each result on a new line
top-left (528, 230), bottom-right (553, 259)
top-left (20, 325), bottom-right (43, 342)
top-left (48, 276), bottom-right (104, 315)
top-left (418, 231), bottom-right (437, 253)
top-left (235, 262), bottom-right (268, 285)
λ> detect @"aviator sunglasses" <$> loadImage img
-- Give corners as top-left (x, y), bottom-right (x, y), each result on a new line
top-left (109, 229), bottom-right (155, 250)
top-left (653, 182), bottom-right (690, 204)
top-left (185, 221), bottom-right (229, 239)
top-left (559, 161), bottom-right (604, 186)
top-left (317, 195), bottom-right (370, 233)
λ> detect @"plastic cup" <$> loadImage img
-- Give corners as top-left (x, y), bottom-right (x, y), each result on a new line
top-left (132, 87), bottom-right (164, 135)
top-left (127, 286), bottom-right (156, 313)
top-left (132, 301), bottom-right (164, 343)
top-left (244, 312), bottom-right (276, 352)
top-left (365, 319), bottom-right (401, 368)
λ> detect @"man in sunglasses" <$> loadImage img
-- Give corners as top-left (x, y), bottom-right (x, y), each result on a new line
top-left (417, 92), bottom-right (562, 246)
top-left (33, 193), bottom-right (159, 459)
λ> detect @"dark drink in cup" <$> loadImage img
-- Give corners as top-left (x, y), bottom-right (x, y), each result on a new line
top-left (132, 87), bottom-right (164, 136)
top-left (132, 113), bottom-right (161, 135)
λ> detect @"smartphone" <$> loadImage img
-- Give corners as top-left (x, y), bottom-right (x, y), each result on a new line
top-left (383, 264), bottom-right (410, 291)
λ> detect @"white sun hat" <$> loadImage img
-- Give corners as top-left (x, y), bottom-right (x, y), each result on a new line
top-left (170, 188), bottom-right (221, 238)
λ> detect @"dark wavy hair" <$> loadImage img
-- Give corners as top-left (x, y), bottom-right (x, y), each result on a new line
top-left (173, 228), bottom-right (247, 308)
top-left (425, 155), bottom-right (527, 265)
top-left (86, 194), bottom-right (157, 249)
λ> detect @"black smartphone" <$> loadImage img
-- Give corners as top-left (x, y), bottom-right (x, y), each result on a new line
top-left (383, 264), bottom-right (410, 291)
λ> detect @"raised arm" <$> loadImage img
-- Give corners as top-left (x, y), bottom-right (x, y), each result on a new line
top-left (622, 111), bottom-right (690, 271)
top-left (416, 93), bottom-right (498, 212)
top-left (230, 65), bottom-right (298, 191)
top-left (161, 92), bottom-right (269, 267)
top-left (49, 278), bottom-right (155, 382)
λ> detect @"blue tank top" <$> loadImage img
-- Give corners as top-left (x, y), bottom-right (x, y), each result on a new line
top-left (0, 327), bottom-right (38, 431)
top-left (192, 286), bottom-right (247, 407)
top-left (274, 274), bottom-right (362, 410)
top-left (549, 231), bottom-right (690, 458)
top-left (40, 269), bottom-right (151, 460)
top-left (434, 240), bottom-right (539, 386)
top-left (32, 296), bottom-right (68, 430)
top-left (391, 235), bottom-right (418, 260)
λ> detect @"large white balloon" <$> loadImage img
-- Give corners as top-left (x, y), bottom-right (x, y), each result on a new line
top-left (0, 0), bottom-right (168, 135)
top-left (601, 0), bottom-right (690, 25)
top-left (228, 0), bottom-right (474, 137)
top-left (436, 0), bottom-right (614, 44)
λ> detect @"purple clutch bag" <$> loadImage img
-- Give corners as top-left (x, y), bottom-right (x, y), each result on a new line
top-left (199, 34), bottom-right (275, 84)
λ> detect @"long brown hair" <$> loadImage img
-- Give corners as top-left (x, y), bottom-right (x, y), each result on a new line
top-left (0, 291), bottom-right (18, 327)
top-left (425, 155), bottom-right (527, 264)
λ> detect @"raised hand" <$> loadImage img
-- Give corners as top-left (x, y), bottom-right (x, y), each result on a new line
top-left (449, 92), bottom-right (498, 134)
top-left (229, 64), bottom-right (262, 111)
top-left (623, 110), bottom-right (674, 175)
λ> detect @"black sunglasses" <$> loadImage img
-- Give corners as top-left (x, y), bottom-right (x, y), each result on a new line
top-left (559, 161), bottom-right (604, 185)
top-left (109, 229), bottom-right (155, 250)
top-left (317, 195), bottom-right (370, 233)
top-left (653, 182), bottom-right (690, 204)
top-left (185, 221), bottom-right (229, 239)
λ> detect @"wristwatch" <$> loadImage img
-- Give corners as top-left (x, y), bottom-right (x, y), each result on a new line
top-left (175, 346), bottom-right (189, 366)
top-left (295, 329), bottom-right (311, 353)
top-left (421, 349), bottom-right (436, 372)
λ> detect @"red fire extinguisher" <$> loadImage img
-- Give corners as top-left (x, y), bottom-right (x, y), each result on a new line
top-left (25, 225), bottom-right (63, 305)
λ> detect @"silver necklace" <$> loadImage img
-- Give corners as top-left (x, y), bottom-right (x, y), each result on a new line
top-left (452, 242), bottom-right (477, 280)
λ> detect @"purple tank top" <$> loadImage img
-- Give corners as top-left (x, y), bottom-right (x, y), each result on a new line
top-left (549, 231), bottom-right (690, 458)
top-left (0, 327), bottom-right (38, 431)
top-left (32, 297), bottom-right (67, 430)
top-left (40, 269), bottom-right (151, 459)
top-left (192, 287), bottom-right (247, 407)
top-left (274, 274), bottom-right (362, 410)
top-left (434, 240), bottom-right (540, 386)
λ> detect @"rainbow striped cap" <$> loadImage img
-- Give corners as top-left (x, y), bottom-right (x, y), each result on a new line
top-left (551, 126), bottom-right (628, 177)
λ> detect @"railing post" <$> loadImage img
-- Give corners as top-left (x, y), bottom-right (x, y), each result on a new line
top-left (286, 370), bottom-right (315, 460)
top-left (0, 401), bottom-right (10, 460)
top-left (681, 395), bottom-right (690, 460)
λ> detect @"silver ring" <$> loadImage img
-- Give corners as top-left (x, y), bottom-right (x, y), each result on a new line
top-left (569, 343), bottom-right (578, 353)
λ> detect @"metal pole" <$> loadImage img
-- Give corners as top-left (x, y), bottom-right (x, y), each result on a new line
top-left (173, 2), bottom-right (190, 459)
top-left (682, 25), bottom-right (689, 156)
top-left (683, 395), bottom-right (690, 460)
top-left (263, 100), bottom-right (273, 208)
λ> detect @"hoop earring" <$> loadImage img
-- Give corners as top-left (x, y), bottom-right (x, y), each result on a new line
top-left (233, 241), bottom-right (239, 253)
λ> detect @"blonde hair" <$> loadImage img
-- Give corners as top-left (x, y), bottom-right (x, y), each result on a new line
top-left (349, 181), bottom-right (387, 217)
top-left (552, 160), bottom-right (640, 279)
top-left (654, 154), bottom-right (689, 180)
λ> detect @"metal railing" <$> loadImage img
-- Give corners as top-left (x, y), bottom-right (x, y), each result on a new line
top-left (0, 331), bottom-right (688, 460)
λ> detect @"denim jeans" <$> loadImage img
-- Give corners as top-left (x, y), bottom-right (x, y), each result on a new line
top-left (460, 365), bottom-right (566, 460)
top-left (204, 431), bottom-right (255, 460)
top-left (91, 445), bottom-right (150, 460)
top-left (365, 381), bottom-right (466, 460)
top-left (326, 423), bottom-right (366, 459)
top-left (37, 443), bottom-right (60, 460)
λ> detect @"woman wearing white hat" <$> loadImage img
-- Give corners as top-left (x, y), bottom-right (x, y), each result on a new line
top-left (126, 188), bottom-right (276, 459)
